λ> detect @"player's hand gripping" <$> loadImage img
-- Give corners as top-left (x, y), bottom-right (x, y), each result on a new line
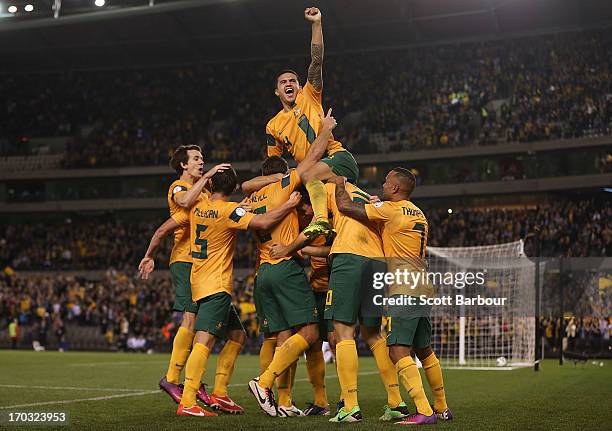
top-left (304, 7), bottom-right (321, 23)
top-left (138, 257), bottom-right (155, 280)
top-left (238, 196), bottom-right (253, 212)
top-left (319, 108), bottom-right (337, 134)
top-left (270, 243), bottom-right (291, 259)
top-left (287, 191), bottom-right (302, 208)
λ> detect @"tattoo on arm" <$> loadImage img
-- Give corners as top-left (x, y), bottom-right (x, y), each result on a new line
top-left (308, 43), bottom-right (323, 91)
top-left (335, 184), bottom-right (369, 222)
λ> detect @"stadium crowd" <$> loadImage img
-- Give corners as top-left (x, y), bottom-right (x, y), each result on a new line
top-left (1, 29), bottom-right (611, 166)
top-left (1, 198), bottom-right (609, 272)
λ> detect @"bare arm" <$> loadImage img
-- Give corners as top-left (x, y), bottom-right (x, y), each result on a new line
top-left (175, 163), bottom-right (231, 208)
top-left (305, 7), bottom-right (323, 91)
top-left (249, 192), bottom-right (302, 231)
top-left (241, 173), bottom-right (284, 195)
top-left (138, 218), bottom-right (180, 279)
top-left (302, 245), bottom-right (331, 257)
top-left (270, 231), bottom-right (315, 259)
top-left (333, 177), bottom-right (370, 223)
top-left (296, 108), bottom-right (336, 177)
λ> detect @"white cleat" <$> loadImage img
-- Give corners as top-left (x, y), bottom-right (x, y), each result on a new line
top-left (248, 378), bottom-right (277, 417)
top-left (278, 404), bottom-right (305, 417)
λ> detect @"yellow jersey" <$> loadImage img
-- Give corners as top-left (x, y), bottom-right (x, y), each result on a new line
top-left (365, 200), bottom-right (430, 297)
top-left (309, 235), bottom-right (331, 292)
top-left (364, 200), bottom-right (428, 259)
top-left (167, 179), bottom-right (208, 265)
top-left (266, 82), bottom-right (344, 162)
top-left (325, 182), bottom-right (384, 258)
top-left (172, 199), bottom-right (255, 302)
top-left (249, 170), bottom-right (301, 265)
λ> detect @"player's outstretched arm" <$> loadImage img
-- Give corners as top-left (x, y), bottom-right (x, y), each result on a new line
top-left (249, 191), bottom-right (302, 231)
top-left (175, 163), bottom-right (231, 208)
top-left (139, 217), bottom-right (180, 279)
top-left (333, 176), bottom-right (370, 222)
top-left (305, 7), bottom-right (323, 92)
top-left (296, 108), bottom-right (337, 178)
top-left (302, 245), bottom-right (331, 257)
top-left (241, 173), bottom-right (284, 195)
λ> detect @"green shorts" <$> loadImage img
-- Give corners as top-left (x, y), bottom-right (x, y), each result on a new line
top-left (323, 150), bottom-right (359, 184)
top-left (257, 259), bottom-right (318, 334)
top-left (253, 276), bottom-right (270, 337)
top-left (314, 291), bottom-right (333, 342)
top-left (324, 253), bottom-right (384, 328)
top-left (170, 262), bottom-right (199, 314)
top-left (193, 292), bottom-right (244, 339)
top-left (385, 307), bottom-right (432, 348)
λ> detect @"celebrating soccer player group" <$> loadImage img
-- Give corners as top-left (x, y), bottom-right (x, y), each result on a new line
top-left (138, 7), bottom-right (453, 425)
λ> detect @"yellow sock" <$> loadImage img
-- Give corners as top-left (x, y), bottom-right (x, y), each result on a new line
top-left (370, 338), bottom-right (402, 408)
top-left (165, 326), bottom-right (195, 384)
top-left (260, 333), bottom-right (309, 389)
top-left (212, 340), bottom-right (242, 397)
top-left (422, 353), bottom-right (448, 412)
top-left (180, 342), bottom-right (210, 407)
top-left (305, 180), bottom-right (328, 222)
top-left (288, 359), bottom-right (297, 403)
top-left (396, 356), bottom-right (433, 416)
top-left (306, 349), bottom-right (328, 407)
top-left (336, 339), bottom-right (359, 411)
top-left (259, 337), bottom-right (277, 374)
top-left (276, 348), bottom-right (293, 407)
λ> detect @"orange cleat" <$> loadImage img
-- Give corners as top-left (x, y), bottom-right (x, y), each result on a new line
top-left (209, 394), bottom-right (245, 415)
top-left (176, 404), bottom-right (218, 417)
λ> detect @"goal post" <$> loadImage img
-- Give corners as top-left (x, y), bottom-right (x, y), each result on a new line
top-left (426, 240), bottom-right (536, 369)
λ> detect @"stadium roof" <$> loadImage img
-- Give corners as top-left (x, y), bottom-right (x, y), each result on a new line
top-left (1, 0), bottom-right (612, 72)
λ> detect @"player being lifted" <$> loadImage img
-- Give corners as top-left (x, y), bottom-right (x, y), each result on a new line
top-left (246, 110), bottom-right (337, 417)
top-left (258, 6), bottom-right (359, 240)
top-left (334, 169), bottom-right (453, 425)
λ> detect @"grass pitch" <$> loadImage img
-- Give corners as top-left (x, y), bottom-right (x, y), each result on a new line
top-left (0, 351), bottom-right (610, 430)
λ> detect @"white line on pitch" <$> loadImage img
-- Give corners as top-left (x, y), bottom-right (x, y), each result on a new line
top-left (0, 391), bottom-right (160, 410)
top-left (0, 384), bottom-right (150, 392)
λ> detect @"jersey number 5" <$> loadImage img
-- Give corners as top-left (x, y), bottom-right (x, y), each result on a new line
top-left (192, 224), bottom-right (208, 259)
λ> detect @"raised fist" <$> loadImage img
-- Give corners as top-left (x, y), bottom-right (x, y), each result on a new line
top-left (304, 7), bottom-right (321, 23)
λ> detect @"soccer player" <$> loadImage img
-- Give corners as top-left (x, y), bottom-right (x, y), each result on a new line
top-left (334, 168), bottom-right (453, 425)
top-left (271, 180), bottom-right (411, 423)
top-left (270, 193), bottom-right (334, 417)
top-left (139, 145), bottom-right (229, 408)
top-left (246, 109), bottom-right (337, 417)
top-left (147, 169), bottom-right (302, 417)
top-left (262, 7), bottom-right (360, 239)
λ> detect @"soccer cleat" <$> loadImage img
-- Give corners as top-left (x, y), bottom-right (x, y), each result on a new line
top-left (329, 405), bottom-right (362, 423)
top-left (209, 394), bottom-right (245, 415)
top-left (176, 404), bottom-right (218, 417)
top-left (303, 403), bottom-right (330, 416)
top-left (277, 404), bottom-right (305, 417)
top-left (303, 219), bottom-right (333, 240)
top-left (159, 376), bottom-right (183, 404)
top-left (434, 407), bottom-right (454, 421)
top-left (395, 412), bottom-right (437, 425)
top-left (247, 378), bottom-right (277, 417)
top-left (196, 383), bottom-right (211, 406)
top-left (380, 402), bottom-right (411, 421)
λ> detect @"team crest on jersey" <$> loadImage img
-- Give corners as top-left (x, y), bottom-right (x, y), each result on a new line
top-left (293, 107), bottom-right (301, 117)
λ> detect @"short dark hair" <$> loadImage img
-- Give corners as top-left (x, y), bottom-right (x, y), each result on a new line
top-left (261, 156), bottom-right (289, 176)
top-left (210, 168), bottom-right (238, 196)
top-left (392, 167), bottom-right (416, 197)
top-left (274, 69), bottom-right (301, 88)
top-left (170, 145), bottom-right (202, 175)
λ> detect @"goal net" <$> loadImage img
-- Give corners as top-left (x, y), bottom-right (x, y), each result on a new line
top-left (426, 240), bottom-right (536, 369)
